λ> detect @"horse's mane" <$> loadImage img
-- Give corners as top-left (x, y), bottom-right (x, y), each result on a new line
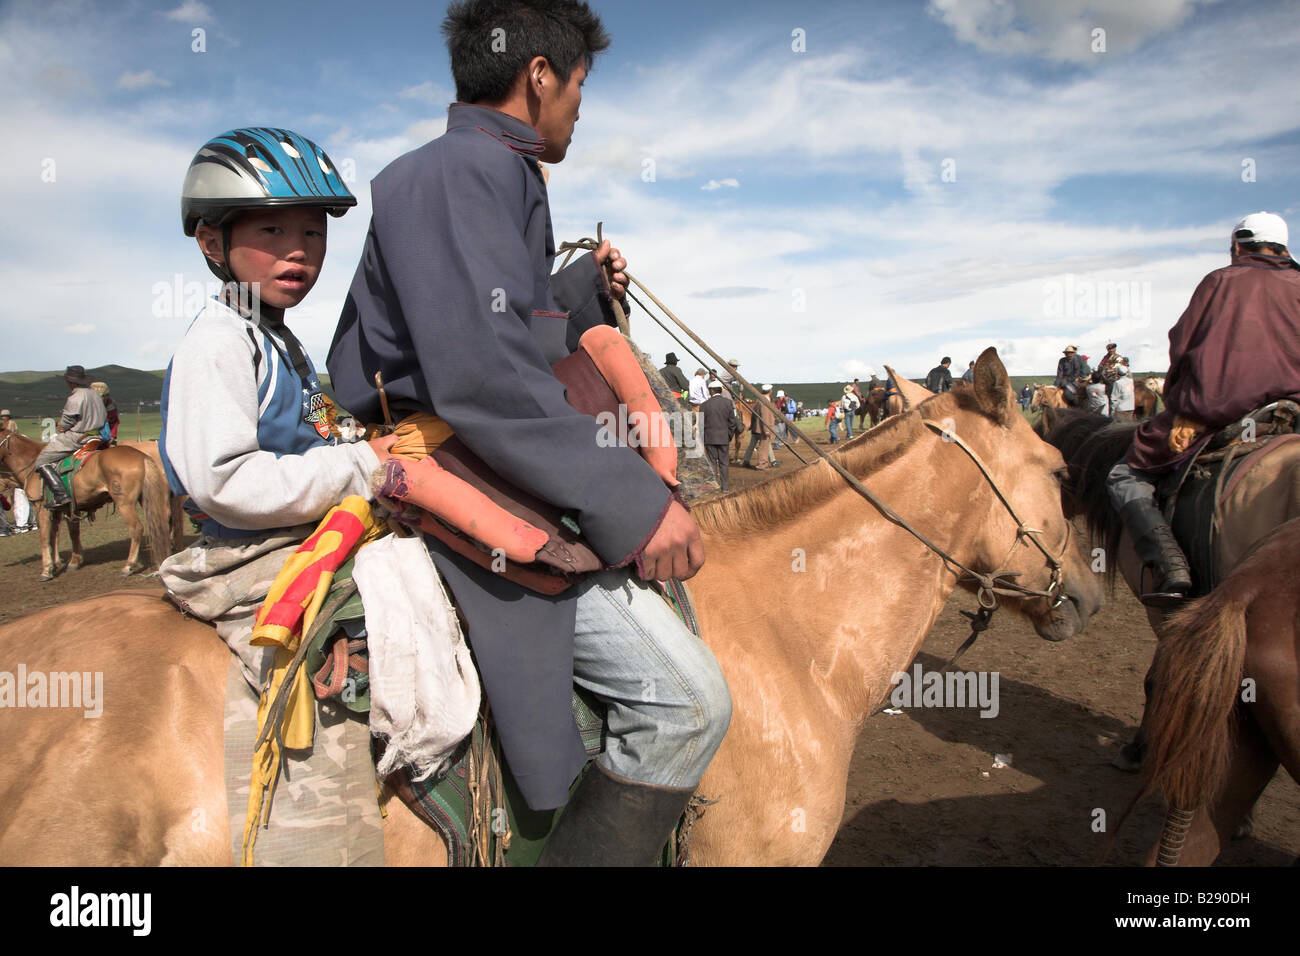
top-left (693, 392), bottom-right (969, 536)
top-left (1042, 411), bottom-right (1139, 577)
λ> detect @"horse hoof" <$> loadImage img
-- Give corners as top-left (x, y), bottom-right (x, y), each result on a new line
top-left (121, 565), bottom-right (142, 577)
top-left (38, 571), bottom-right (55, 583)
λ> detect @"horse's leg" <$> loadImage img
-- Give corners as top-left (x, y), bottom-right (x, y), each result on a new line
top-left (115, 486), bottom-right (146, 574)
top-left (37, 507), bottom-right (58, 581)
top-left (65, 514), bottom-right (83, 570)
top-left (1145, 715), bottom-right (1278, 866)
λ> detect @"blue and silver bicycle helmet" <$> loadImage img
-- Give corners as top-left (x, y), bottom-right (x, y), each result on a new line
top-left (182, 127), bottom-right (356, 281)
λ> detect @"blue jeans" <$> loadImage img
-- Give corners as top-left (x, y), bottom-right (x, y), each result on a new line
top-left (843, 413), bottom-right (853, 440)
top-left (571, 569), bottom-right (731, 788)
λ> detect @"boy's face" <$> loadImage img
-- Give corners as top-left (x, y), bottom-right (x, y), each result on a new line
top-left (197, 206), bottom-right (327, 311)
top-left (536, 61), bottom-right (586, 164)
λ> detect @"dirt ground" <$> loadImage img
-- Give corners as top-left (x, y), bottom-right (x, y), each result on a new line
top-left (2, 436), bottom-right (1296, 866)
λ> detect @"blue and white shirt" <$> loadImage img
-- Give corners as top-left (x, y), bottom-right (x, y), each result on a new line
top-left (160, 296), bottom-right (377, 538)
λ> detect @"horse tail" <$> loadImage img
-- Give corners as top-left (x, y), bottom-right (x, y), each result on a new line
top-left (140, 457), bottom-right (173, 568)
top-left (1137, 590), bottom-right (1249, 812)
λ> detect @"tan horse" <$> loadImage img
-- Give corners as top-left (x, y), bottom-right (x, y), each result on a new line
top-left (0, 431), bottom-right (170, 581)
top-left (1031, 385), bottom-right (1068, 410)
top-left (1044, 412), bottom-right (1300, 865)
top-left (1134, 519), bottom-right (1300, 865)
top-left (1133, 377), bottom-right (1164, 420)
top-left (118, 439), bottom-right (189, 553)
top-left (0, 348), bottom-right (1102, 866)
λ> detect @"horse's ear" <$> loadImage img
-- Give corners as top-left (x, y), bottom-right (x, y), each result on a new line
top-left (884, 365), bottom-right (933, 409)
top-left (972, 347), bottom-right (1014, 425)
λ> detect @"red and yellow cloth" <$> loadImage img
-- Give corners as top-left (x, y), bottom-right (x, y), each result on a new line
top-left (241, 495), bottom-right (386, 865)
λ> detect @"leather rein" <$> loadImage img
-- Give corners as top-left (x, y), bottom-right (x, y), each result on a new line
top-left (554, 233), bottom-right (1071, 627)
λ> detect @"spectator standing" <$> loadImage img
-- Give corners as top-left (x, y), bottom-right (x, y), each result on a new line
top-left (1110, 362), bottom-right (1136, 421)
top-left (1, 410), bottom-right (35, 532)
top-left (659, 352), bottom-right (690, 404)
top-left (961, 361), bottom-right (975, 383)
top-left (700, 380), bottom-right (742, 491)
top-left (1085, 371), bottom-right (1110, 416)
top-left (924, 357), bottom-right (954, 393)
top-left (743, 384), bottom-right (778, 468)
top-left (825, 398), bottom-right (842, 443)
top-left (840, 385), bottom-right (859, 439)
top-left (688, 368), bottom-right (709, 407)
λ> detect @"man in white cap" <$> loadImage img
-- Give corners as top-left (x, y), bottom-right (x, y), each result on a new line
top-left (1108, 211), bottom-right (1300, 607)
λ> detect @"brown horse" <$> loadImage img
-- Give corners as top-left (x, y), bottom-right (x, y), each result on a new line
top-left (1031, 385), bottom-right (1068, 410)
top-left (1133, 519), bottom-right (1300, 865)
top-left (731, 397), bottom-right (754, 463)
top-left (1044, 412), bottom-right (1300, 865)
top-left (1133, 377), bottom-right (1164, 420)
top-left (0, 348), bottom-right (1102, 865)
top-left (118, 439), bottom-right (189, 553)
top-left (0, 431), bottom-right (171, 581)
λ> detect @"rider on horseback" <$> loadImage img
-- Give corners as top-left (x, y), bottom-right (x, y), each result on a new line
top-left (32, 366), bottom-right (107, 510)
top-left (158, 128), bottom-right (394, 690)
top-left (1106, 211), bottom-right (1300, 607)
top-left (1053, 345), bottom-right (1087, 406)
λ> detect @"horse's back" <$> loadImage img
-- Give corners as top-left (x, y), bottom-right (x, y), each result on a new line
top-left (0, 590), bottom-right (231, 865)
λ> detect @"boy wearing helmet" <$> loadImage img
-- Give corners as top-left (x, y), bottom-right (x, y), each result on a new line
top-left (159, 128), bottom-right (393, 694)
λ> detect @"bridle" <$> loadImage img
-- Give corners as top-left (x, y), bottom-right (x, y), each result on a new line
top-left (554, 229), bottom-right (1071, 628)
top-left (0, 432), bottom-right (34, 488)
top-left (916, 418), bottom-right (1069, 612)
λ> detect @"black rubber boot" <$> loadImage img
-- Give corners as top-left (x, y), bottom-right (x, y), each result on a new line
top-left (1119, 499), bottom-right (1192, 608)
top-left (536, 764), bottom-right (694, 867)
top-left (37, 464), bottom-right (71, 509)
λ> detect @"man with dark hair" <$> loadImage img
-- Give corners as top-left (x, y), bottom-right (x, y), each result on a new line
top-left (328, 0), bottom-right (730, 866)
top-left (32, 365), bottom-right (107, 509)
top-left (1106, 211), bottom-right (1300, 606)
top-left (659, 352), bottom-right (690, 402)
top-left (924, 357), bottom-right (953, 394)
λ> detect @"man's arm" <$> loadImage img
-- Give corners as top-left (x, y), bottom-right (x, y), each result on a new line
top-left (367, 147), bottom-right (670, 567)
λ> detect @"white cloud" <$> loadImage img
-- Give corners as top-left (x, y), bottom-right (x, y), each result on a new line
top-left (701, 178), bottom-right (739, 191)
top-left (399, 81), bottom-right (451, 105)
top-left (927, 0), bottom-right (1219, 63)
top-left (116, 70), bottom-right (170, 91)
top-left (65, 323), bottom-right (95, 336)
top-left (163, 1), bottom-right (214, 25)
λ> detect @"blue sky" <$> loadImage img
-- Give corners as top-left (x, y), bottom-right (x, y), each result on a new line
top-left (2, 0), bottom-right (1298, 382)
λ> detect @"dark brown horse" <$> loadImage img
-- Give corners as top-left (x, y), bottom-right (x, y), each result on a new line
top-left (0, 431), bottom-right (171, 581)
top-left (1134, 519), bottom-right (1299, 865)
top-left (1044, 411), bottom-right (1300, 864)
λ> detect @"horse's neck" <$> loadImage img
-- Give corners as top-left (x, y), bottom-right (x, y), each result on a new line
top-left (693, 426), bottom-right (990, 733)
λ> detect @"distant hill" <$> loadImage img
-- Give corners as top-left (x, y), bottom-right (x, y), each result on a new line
top-left (0, 365), bottom-right (167, 418)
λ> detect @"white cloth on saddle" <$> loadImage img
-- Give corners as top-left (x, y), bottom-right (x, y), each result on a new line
top-left (354, 533), bottom-right (480, 782)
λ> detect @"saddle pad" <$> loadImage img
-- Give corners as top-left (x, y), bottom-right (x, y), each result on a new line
top-left (1161, 439), bottom-right (1283, 597)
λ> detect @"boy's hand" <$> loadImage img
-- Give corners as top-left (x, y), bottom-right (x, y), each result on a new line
top-left (368, 432), bottom-right (398, 461)
top-left (639, 499), bottom-right (705, 582)
top-left (594, 239), bottom-right (628, 301)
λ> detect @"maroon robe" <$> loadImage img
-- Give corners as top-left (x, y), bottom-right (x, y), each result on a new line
top-left (1128, 253), bottom-right (1300, 474)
